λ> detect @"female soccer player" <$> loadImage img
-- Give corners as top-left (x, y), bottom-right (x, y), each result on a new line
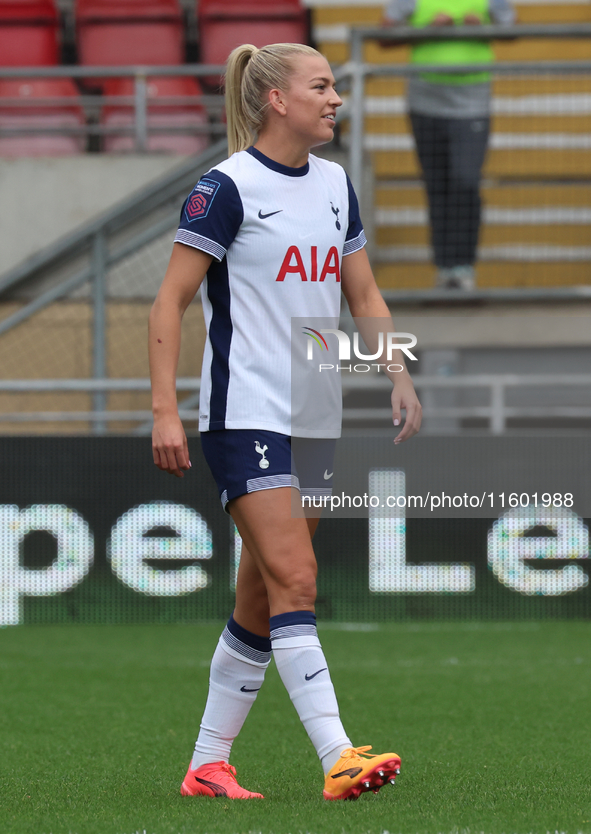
top-left (149, 42), bottom-right (422, 801)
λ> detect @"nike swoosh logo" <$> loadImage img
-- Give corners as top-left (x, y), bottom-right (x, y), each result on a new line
top-left (193, 776), bottom-right (228, 797)
top-left (323, 470), bottom-right (333, 480)
top-left (258, 209), bottom-right (283, 219)
top-left (240, 685), bottom-right (261, 692)
top-left (331, 767), bottom-right (362, 780)
top-left (305, 667), bottom-right (327, 681)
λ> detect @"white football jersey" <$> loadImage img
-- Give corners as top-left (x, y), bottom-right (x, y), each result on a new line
top-left (174, 146), bottom-right (366, 438)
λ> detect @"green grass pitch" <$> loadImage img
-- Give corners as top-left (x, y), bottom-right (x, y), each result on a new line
top-left (1, 620), bottom-right (591, 834)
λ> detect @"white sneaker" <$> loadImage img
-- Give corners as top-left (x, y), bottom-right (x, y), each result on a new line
top-left (446, 265), bottom-right (475, 291)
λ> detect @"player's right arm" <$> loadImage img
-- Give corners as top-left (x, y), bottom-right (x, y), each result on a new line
top-left (149, 243), bottom-right (213, 477)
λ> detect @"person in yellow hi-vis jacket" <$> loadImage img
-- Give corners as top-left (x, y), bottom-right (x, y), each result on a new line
top-left (382, 0), bottom-right (515, 289)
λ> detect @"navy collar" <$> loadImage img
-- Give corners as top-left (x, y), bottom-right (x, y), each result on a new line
top-left (246, 146), bottom-right (309, 177)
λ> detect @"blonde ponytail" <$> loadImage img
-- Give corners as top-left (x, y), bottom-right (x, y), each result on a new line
top-left (225, 42), bottom-right (323, 156)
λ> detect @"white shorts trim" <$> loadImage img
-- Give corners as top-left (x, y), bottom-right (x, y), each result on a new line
top-left (246, 474), bottom-right (300, 493)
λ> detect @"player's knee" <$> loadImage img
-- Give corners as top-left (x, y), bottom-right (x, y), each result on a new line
top-left (286, 572), bottom-right (317, 609)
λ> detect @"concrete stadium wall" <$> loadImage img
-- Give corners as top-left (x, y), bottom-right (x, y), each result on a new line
top-left (0, 155), bottom-right (188, 275)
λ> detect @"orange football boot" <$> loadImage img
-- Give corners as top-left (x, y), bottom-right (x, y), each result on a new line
top-left (323, 745), bottom-right (401, 801)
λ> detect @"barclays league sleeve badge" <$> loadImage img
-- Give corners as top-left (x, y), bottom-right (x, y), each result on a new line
top-left (184, 178), bottom-right (221, 222)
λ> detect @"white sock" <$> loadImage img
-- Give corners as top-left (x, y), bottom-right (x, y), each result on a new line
top-left (191, 616), bottom-right (271, 769)
top-left (269, 611), bottom-right (351, 775)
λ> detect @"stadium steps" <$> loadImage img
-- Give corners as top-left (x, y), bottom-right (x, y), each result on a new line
top-left (375, 181), bottom-right (591, 288)
top-left (311, 0), bottom-right (591, 289)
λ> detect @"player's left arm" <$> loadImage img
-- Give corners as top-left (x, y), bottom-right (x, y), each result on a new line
top-left (341, 247), bottom-right (422, 443)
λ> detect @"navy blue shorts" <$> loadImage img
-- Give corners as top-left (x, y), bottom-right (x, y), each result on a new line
top-left (200, 429), bottom-right (336, 512)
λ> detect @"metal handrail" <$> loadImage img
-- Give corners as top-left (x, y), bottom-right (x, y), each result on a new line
top-left (351, 60), bottom-right (591, 76)
top-left (380, 286), bottom-right (591, 304)
top-left (2, 373), bottom-right (589, 390)
top-left (353, 23), bottom-right (591, 48)
top-left (347, 55), bottom-right (591, 197)
top-left (1, 374), bottom-right (591, 435)
top-left (0, 378), bottom-right (199, 391)
top-left (0, 124), bottom-right (226, 137)
top-left (3, 406), bottom-right (591, 428)
top-left (0, 65), bottom-right (227, 79)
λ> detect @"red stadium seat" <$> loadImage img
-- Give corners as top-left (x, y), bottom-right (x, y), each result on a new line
top-left (76, 0), bottom-right (184, 67)
top-left (100, 76), bottom-right (210, 155)
top-left (197, 0), bottom-right (308, 67)
top-left (0, 0), bottom-right (60, 66)
top-left (0, 77), bottom-right (86, 156)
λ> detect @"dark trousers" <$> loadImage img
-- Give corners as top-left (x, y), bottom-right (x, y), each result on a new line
top-left (410, 111), bottom-right (490, 268)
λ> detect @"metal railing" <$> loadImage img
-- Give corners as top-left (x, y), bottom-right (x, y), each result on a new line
top-left (1, 373), bottom-right (591, 435)
top-left (1, 23), bottom-right (589, 162)
top-left (343, 372), bottom-right (591, 435)
top-left (0, 378), bottom-right (199, 428)
top-left (0, 63), bottom-right (227, 152)
top-left (347, 23), bottom-right (591, 198)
